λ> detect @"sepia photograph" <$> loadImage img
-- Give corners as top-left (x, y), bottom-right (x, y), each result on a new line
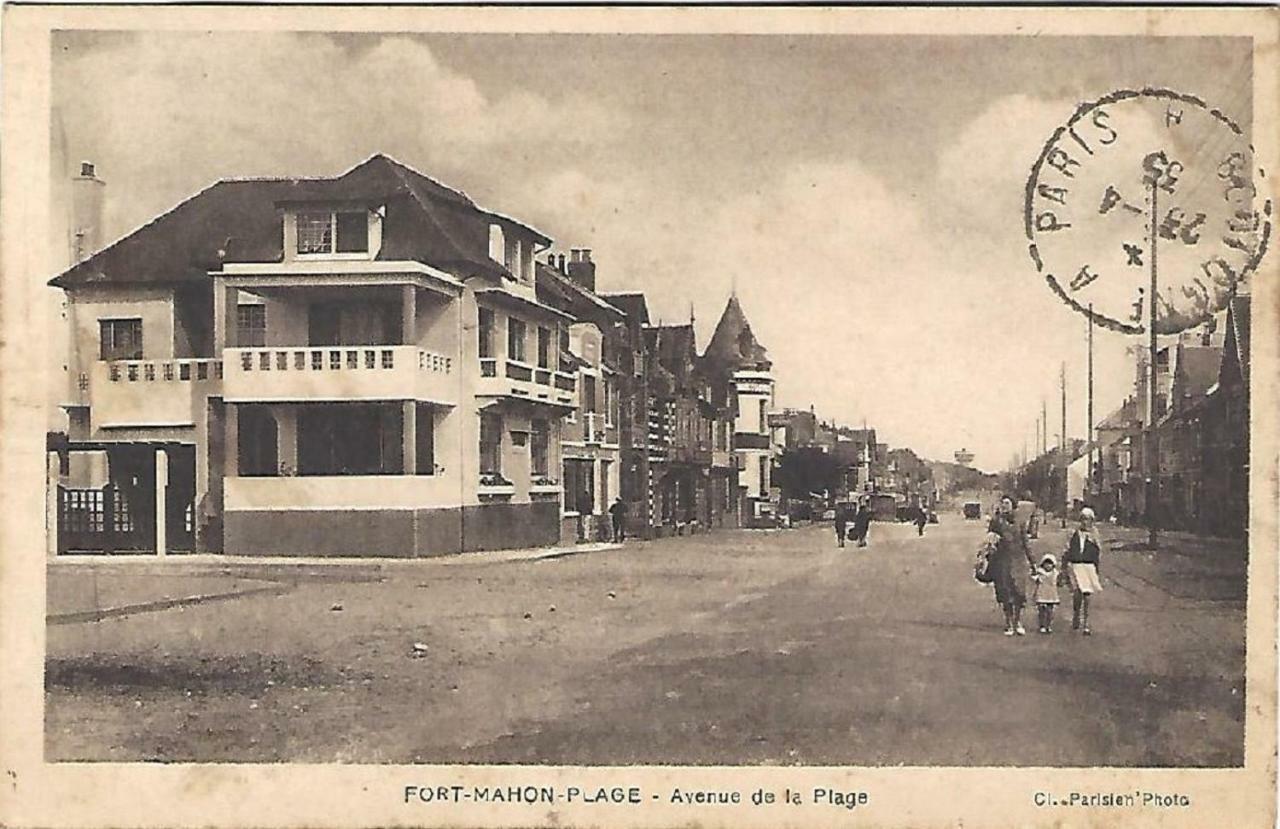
top-left (1, 5), bottom-right (1276, 828)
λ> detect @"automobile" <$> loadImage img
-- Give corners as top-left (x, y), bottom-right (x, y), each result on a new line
top-left (963, 501), bottom-right (982, 520)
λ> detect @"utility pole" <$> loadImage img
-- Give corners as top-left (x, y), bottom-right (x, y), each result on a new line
top-left (1145, 158), bottom-right (1161, 551)
top-left (1088, 302), bottom-right (1095, 501)
top-left (1042, 400), bottom-right (1048, 456)
top-left (1060, 361), bottom-right (1067, 527)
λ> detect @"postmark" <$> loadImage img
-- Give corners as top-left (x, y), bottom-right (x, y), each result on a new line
top-left (1025, 87), bottom-right (1271, 335)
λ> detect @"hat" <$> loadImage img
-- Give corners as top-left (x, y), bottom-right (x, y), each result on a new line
top-left (1039, 553), bottom-right (1057, 567)
top-left (1080, 506), bottom-right (1097, 521)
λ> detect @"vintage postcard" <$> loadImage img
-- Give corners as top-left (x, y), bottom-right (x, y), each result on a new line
top-left (0, 5), bottom-right (1276, 828)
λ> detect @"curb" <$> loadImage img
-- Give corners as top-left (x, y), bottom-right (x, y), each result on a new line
top-left (47, 583), bottom-right (291, 625)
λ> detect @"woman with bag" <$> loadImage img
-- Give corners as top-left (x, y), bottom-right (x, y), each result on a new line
top-left (987, 495), bottom-right (1037, 636)
top-left (1063, 506), bottom-right (1104, 635)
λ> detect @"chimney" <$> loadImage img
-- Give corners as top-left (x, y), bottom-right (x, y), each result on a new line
top-left (71, 160), bottom-right (105, 264)
top-left (566, 247), bottom-right (596, 292)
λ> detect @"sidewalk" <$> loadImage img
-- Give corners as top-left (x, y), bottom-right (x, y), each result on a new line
top-left (48, 540), bottom-right (623, 623)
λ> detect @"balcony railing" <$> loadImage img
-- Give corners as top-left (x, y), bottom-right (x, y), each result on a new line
top-left (90, 358), bottom-right (223, 429)
top-left (476, 359), bottom-right (576, 409)
top-left (224, 346), bottom-right (455, 405)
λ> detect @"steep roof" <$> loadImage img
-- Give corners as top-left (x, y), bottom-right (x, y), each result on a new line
top-left (601, 292), bottom-right (650, 326)
top-left (703, 295), bottom-right (770, 371)
top-left (1172, 343), bottom-right (1223, 407)
top-left (50, 153), bottom-right (547, 289)
top-left (534, 262), bottom-right (624, 322)
top-left (1096, 397), bottom-right (1138, 431)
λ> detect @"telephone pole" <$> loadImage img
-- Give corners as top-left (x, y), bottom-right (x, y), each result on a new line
top-left (1088, 302), bottom-right (1095, 500)
top-left (1146, 163), bottom-right (1160, 551)
top-left (1060, 361), bottom-right (1067, 528)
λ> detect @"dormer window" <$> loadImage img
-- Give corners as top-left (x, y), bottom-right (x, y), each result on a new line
top-left (296, 210), bottom-right (369, 255)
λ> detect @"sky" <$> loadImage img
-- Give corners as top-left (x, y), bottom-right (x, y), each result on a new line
top-left (50, 31), bottom-right (1254, 471)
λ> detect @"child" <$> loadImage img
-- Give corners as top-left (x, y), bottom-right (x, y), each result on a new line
top-left (1032, 553), bottom-right (1061, 634)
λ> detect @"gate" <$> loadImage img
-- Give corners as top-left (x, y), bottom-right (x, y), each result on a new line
top-left (57, 483), bottom-right (153, 554)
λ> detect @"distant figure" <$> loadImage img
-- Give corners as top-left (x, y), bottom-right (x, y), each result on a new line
top-left (1019, 491), bottom-right (1041, 539)
top-left (1015, 492), bottom-right (1040, 543)
top-left (608, 497), bottom-right (628, 542)
top-left (834, 503), bottom-right (850, 548)
top-left (1063, 506), bottom-right (1104, 635)
top-left (1031, 553), bottom-right (1061, 634)
top-left (914, 506), bottom-right (928, 536)
top-left (852, 502), bottom-right (873, 548)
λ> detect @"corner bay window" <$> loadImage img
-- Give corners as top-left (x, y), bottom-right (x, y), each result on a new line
top-left (99, 318), bottom-right (143, 361)
top-left (296, 210), bottom-right (369, 255)
top-left (479, 412), bottom-right (503, 477)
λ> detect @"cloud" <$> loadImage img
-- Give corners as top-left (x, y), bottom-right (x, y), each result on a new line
top-left (54, 32), bottom-right (623, 241)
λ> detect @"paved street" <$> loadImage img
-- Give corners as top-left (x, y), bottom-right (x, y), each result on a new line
top-left (46, 515), bottom-right (1246, 766)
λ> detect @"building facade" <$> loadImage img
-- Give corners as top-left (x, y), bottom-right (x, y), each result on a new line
top-left (50, 155), bottom-right (579, 557)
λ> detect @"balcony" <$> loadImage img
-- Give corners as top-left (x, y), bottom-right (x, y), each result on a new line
top-left (734, 432), bottom-right (771, 450)
top-left (477, 359), bottom-right (576, 410)
top-left (223, 346), bottom-right (456, 405)
top-left (89, 359), bottom-right (223, 430)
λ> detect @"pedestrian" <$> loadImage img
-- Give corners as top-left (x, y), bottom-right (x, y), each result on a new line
top-left (914, 505), bottom-right (927, 536)
top-left (1063, 506), bottom-right (1104, 635)
top-left (1031, 553), bottom-right (1060, 633)
top-left (853, 501), bottom-right (872, 548)
top-left (608, 497), bottom-right (628, 543)
top-left (834, 502), bottom-right (849, 548)
top-left (1019, 490), bottom-right (1040, 539)
top-left (987, 494), bottom-right (1037, 636)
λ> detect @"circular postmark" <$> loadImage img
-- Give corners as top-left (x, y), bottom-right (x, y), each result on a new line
top-left (1025, 87), bottom-right (1271, 335)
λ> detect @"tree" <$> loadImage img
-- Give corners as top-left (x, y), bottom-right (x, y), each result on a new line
top-left (774, 447), bottom-right (841, 501)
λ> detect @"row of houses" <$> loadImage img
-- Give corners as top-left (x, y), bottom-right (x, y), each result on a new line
top-left (1086, 294), bottom-right (1251, 538)
top-left (45, 154), bottom-right (781, 557)
top-left (768, 408), bottom-right (939, 511)
top-left (1011, 295), bottom-right (1251, 539)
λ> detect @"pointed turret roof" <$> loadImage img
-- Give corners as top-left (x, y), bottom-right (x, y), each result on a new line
top-left (703, 295), bottom-right (770, 371)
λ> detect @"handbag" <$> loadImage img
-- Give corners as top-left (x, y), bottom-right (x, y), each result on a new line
top-left (974, 545), bottom-right (995, 584)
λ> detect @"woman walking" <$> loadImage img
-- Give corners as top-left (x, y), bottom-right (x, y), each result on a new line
top-left (988, 494), bottom-right (1037, 636)
top-left (1063, 506), bottom-right (1104, 635)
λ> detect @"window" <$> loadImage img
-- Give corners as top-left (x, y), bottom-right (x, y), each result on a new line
top-left (537, 327), bottom-right (552, 369)
top-left (99, 318), bottom-right (142, 361)
top-left (759, 455), bottom-right (769, 496)
top-left (508, 318), bottom-right (527, 363)
top-left (759, 399), bottom-right (767, 433)
top-left (479, 412), bottom-right (503, 476)
top-left (604, 378), bottom-right (616, 424)
top-left (531, 419), bottom-right (550, 477)
top-left (582, 375), bottom-right (597, 413)
top-left (335, 211), bottom-right (369, 253)
top-left (296, 210), bottom-right (368, 255)
top-left (296, 212), bottom-right (333, 254)
top-left (297, 403), bottom-right (402, 476)
top-left (488, 224), bottom-right (505, 263)
top-left (415, 403), bottom-right (436, 475)
top-left (478, 307), bottom-right (495, 359)
top-left (236, 304), bottom-right (266, 348)
top-left (238, 405), bottom-right (279, 477)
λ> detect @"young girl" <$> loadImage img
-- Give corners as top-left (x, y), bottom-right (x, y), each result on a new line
top-left (1063, 507), bottom-right (1104, 635)
top-left (1031, 553), bottom-right (1060, 634)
